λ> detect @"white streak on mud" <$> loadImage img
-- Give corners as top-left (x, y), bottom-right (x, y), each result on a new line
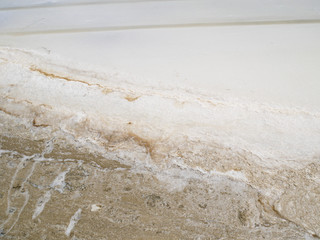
top-left (0, 154), bottom-right (38, 236)
top-left (5, 156), bottom-right (27, 215)
top-left (65, 208), bottom-right (82, 237)
top-left (32, 166), bottom-right (70, 219)
top-left (0, 149), bottom-right (12, 157)
top-left (51, 168), bottom-right (70, 193)
top-left (0, 136), bottom-right (54, 235)
top-left (42, 138), bottom-right (55, 155)
top-left (4, 191), bottom-right (30, 236)
top-left (32, 190), bottom-right (52, 219)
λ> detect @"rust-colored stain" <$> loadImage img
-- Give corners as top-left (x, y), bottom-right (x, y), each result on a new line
top-left (32, 118), bottom-right (49, 128)
top-left (6, 96), bottom-right (33, 105)
top-left (29, 67), bottom-right (113, 94)
top-left (0, 107), bottom-right (16, 116)
top-left (4, 96), bottom-right (53, 113)
top-left (102, 88), bottom-right (113, 94)
top-left (30, 67), bottom-right (74, 81)
top-left (128, 132), bottom-right (154, 155)
top-left (124, 95), bottom-right (140, 102)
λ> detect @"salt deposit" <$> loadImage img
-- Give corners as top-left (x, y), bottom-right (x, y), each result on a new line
top-left (1, 1), bottom-right (320, 239)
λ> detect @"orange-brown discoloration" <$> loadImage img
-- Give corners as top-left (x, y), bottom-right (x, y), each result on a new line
top-left (0, 107), bottom-right (16, 116)
top-left (29, 67), bottom-right (114, 94)
top-left (102, 88), bottom-right (113, 94)
top-left (32, 118), bottom-right (49, 128)
top-left (128, 132), bottom-right (154, 155)
top-left (124, 95), bottom-right (140, 102)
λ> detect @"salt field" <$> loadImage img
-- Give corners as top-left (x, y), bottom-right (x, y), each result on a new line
top-left (1, 1), bottom-right (320, 239)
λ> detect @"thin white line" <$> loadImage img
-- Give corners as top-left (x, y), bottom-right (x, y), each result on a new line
top-left (65, 208), bottom-right (82, 237)
top-left (2, 19), bottom-right (320, 36)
